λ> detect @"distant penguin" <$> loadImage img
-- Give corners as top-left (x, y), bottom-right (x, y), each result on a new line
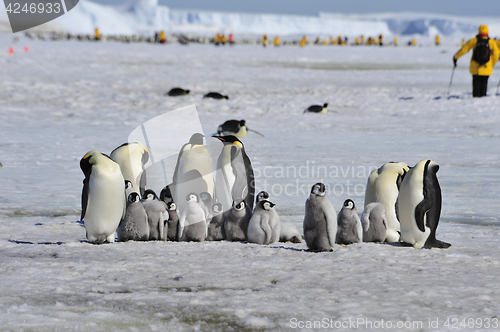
top-left (166, 87), bottom-right (190, 97)
top-left (304, 103), bottom-right (328, 114)
top-left (165, 201), bottom-right (180, 241)
top-left (206, 202), bottom-right (225, 241)
top-left (303, 183), bottom-right (337, 251)
top-left (178, 193), bottom-right (207, 242)
top-left (217, 119), bottom-right (264, 138)
top-left (125, 180), bottom-right (135, 198)
top-left (279, 222), bottom-right (302, 243)
top-left (110, 142), bottom-right (149, 196)
top-left (361, 202), bottom-right (387, 243)
top-left (247, 200), bottom-right (281, 245)
top-left (364, 161), bottom-right (409, 242)
top-left (171, 133), bottom-right (214, 214)
top-left (398, 159), bottom-right (450, 249)
top-left (213, 135), bottom-right (255, 213)
top-left (336, 199), bottom-right (363, 245)
top-left (255, 191), bottom-right (270, 205)
top-left (159, 185), bottom-right (173, 204)
top-left (118, 192), bottom-right (149, 242)
top-left (80, 150), bottom-right (125, 244)
top-left (141, 189), bottom-right (167, 241)
top-left (204, 92), bottom-right (229, 99)
top-left (223, 199), bottom-right (252, 241)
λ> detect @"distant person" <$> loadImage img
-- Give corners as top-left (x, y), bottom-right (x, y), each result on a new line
top-left (229, 33), bottom-right (234, 46)
top-left (262, 35), bottom-right (268, 47)
top-left (274, 36), bottom-right (280, 47)
top-left (394, 36), bottom-right (398, 46)
top-left (435, 34), bottom-right (440, 46)
top-left (215, 33), bottom-right (220, 46)
top-left (360, 35), bottom-right (365, 45)
top-left (378, 34), bottom-right (383, 46)
top-left (159, 31), bottom-right (166, 44)
top-left (221, 34), bottom-right (227, 45)
top-left (453, 25), bottom-right (499, 97)
top-left (94, 28), bottom-right (101, 41)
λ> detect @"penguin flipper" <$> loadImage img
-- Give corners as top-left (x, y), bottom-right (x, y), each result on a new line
top-left (81, 177), bottom-right (89, 221)
top-left (260, 215), bottom-right (272, 244)
top-left (414, 196), bottom-right (434, 233)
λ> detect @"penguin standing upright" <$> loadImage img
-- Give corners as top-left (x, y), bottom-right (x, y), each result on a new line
top-left (178, 193), bottom-right (207, 242)
top-left (336, 199), bottom-right (362, 245)
top-left (141, 189), bottom-right (167, 241)
top-left (110, 142), bottom-right (149, 196)
top-left (223, 199), bottom-right (252, 241)
top-left (303, 183), bottom-right (337, 251)
top-left (118, 192), bottom-right (150, 242)
top-left (206, 203), bottom-right (225, 241)
top-left (125, 180), bottom-right (136, 198)
top-left (80, 150), bottom-right (125, 244)
top-left (247, 200), bottom-right (280, 245)
top-left (213, 135), bottom-right (255, 213)
top-left (398, 160), bottom-right (450, 249)
top-left (361, 202), bottom-right (387, 243)
top-left (165, 201), bottom-right (180, 241)
top-left (171, 133), bottom-right (214, 214)
top-left (364, 162), bottom-right (409, 242)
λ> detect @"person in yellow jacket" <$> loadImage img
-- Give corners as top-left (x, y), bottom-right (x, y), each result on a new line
top-left (94, 28), bottom-right (101, 41)
top-left (435, 34), bottom-right (440, 46)
top-left (453, 25), bottom-right (499, 97)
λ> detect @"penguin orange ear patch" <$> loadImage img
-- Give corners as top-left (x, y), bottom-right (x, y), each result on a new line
top-left (4, 0), bottom-right (79, 33)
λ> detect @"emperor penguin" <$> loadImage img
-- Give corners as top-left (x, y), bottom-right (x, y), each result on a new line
top-left (206, 202), bottom-right (225, 241)
top-left (361, 202), bottom-right (387, 243)
top-left (80, 150), bottom-right (125, 244)
top-left (141, 189), bottom-right (167, 241)
top-left (398, 159), bottom-right (450, 249)
top-left (217, 119), bottom-right (264, 138)
top-left (166, 87), bottom-right (190, 97)
top-left (171, 133), bottom-right (214, 215)
top-left (165, 201), bottom-right (180, 241)
top-left (203, 92), bottom-right (229, 99)
top-left (303, 183), bottom-right (337, 251)
top-left (125, 180), bottom-right (136, 198)
top-left (213, 135), bottom-right (255, 213)
top-left (159, 185), bottom-right (173, 204)
top-left (223, 199), bottom-right (252, 241)
top-left (199, 191), bottom-right (213, 220)
top-left (364, 161), bottom-right (409, 242)
top-left (336, 199), bottom-right (363, 245)
top-left (117, 192), bottom-right (149, 242)
top-left (255, 190), bottom-right (270, 204)
top-left (279, 222), bottom-right (302, 243)
top-left (178, 193), bottom-right (207, 242)
top-left (247, 200), bottom-right (281, 245)
top-left (304, 103), bottom-right (328, 114)
top-left (110, 142), bottom-right (149, 196)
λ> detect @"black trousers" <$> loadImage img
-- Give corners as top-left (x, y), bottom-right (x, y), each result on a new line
top-left (472, 75), bottom-right (489, 97)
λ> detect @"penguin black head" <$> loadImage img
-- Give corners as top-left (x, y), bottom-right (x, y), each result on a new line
top-left (239, 120), bottom-right (246, 127)
top-left (256, 191), bottom-right (270, 204)
top-left (212, 135), bottom-right (243, 147)
top-left (200, 192), bottom-right (211, 202)
top-left (80, 150), bottom-right (113, 178)
top-left (185, 90), bottom-right (190, 95)
top-left (260, 200), bottom-right (276, 211)
top-left (323, 103), bottom-right (328, 108)
top-left (166, 202), bottom-right (177, 211)
top-left (189, 133), bottom-right (205, 145)
top-left (142, 189), bottom-right (158, 201)
top-left (128, 192), bottom-right (141, 203)
top-left (233, 200), bottom-right (246, 211)
top-left (343, 199), bottom-right (355, 209)
top-left (160, 185), bottom-right (173, 203)
top-left (311, 182), bottom-right (326, 196)
top-left (125, 180), bottom-right (133, 190)
top-left (212, 202), bottom-right (223, 213)
top-left (186, 193), bottom-right (199, 202)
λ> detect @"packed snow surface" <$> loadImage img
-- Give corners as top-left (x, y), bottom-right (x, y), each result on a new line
top-left (1, 34), bottom-right (500, 331)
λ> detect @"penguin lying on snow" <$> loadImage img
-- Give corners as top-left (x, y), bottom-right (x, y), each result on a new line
top-left (398, 159), bottom-right (450, 249)
top-left (216, 119), bottom-right (264, 138)
top-left (303, 183), bottom-right (337, 251)
top-left (166, 87), bottom-right (190, 96)
top-left (204, 92), bottom-right (229, 100)
top-left (80, 150), bottom-right (125, 244)
top-left (304, 103), bottom-right (328, 114)
top-left (336, 199), bottom-right (362, 245)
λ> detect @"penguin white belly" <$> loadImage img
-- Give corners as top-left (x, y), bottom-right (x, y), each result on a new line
top-left (215, 145), bottom-right (235, 212)
top-left (247, 213), bottom-right (271, 244)
top-left (398, 173), bottom-right (431, 248)
top-left (111, 150), bottom-right (144, 194)
top-left (85, 167), bottom-right (124, 243)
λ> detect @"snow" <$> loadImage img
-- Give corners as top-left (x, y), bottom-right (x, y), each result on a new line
top-left (1, 33), bottom-right (500, 331)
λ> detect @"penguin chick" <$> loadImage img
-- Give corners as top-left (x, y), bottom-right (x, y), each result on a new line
top-left (206, 203), bottom-right (225, 241)
top-left (118, 192), bottom-right (150, 242)
top-left (361, 202), bottom-right (387, 243)
top-left (178, 193), bottom-right (207, 242)
top-left (141, 189), bottom-right (167, 241)
top-left (165, 201), bottom-right (180, 241)
top-left (247, 200), bottom-right (280, 245)
top-left (279, 222), bottom-right (303, 243)
top-left (223, 199), bottom-right (252, 241)
top-left (336, 199), bottom-right (362, 245)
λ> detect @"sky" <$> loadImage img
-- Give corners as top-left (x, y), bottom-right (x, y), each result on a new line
top-left (93, 0), bottom-right (500, 17)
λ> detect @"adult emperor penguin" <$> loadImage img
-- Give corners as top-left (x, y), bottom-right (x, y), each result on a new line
top-left (336, 199), bottom-right (363, 245)
top-left (247, 200), bottom-right (281, 245)
top-left (172, 133), bottom-right (214, 214)
top-left (361, 202), bottom-right (387, 243)
top-left (80, 150), bottom-right (125, 244)
top-left (223, 199), bottom-right (252, 241)
top-left (178, 193), bottom-right (207, 242)
top-left (304, 103), bottom-right (328, 114)
top-left (117, 192), bottom-right (150, 242)
top-left (398, 159), bottom-right (450, 249)
top-left (364, 161), bottom-right (409, 242)
top-left (217, 120), bottom-right (264, 138)
top-left (165, 201), bottom-right (180, 241)
top-left (141, 189), bottom-right (167, 241)
top-left (110, 142), bottom-right (149, 196)
top-left (303, 183), bottom-right (337, 251)
top-left (213, 135), bottom-right (255, 213)
top-left (166, 87), bottom-right (190, 97)
top-left (206, 203), bottom-right (225, 241)
top-left (203, 92), bottom-right (229, 99)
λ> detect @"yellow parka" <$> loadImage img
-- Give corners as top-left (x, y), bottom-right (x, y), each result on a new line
top-left (454, 37), bottom-right (499, 76)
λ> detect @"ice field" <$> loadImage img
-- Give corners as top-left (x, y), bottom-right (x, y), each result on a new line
top-left (1, 36), bottom-right (500, 331)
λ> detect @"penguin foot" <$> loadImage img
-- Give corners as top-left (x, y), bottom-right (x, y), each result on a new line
top-left (424, 239), bottom-right (451, 249)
